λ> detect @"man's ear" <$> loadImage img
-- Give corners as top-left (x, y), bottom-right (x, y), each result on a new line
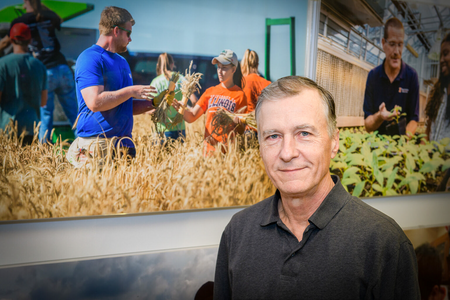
top-left (112, 26), bottom-right (119, 37)
top-left (330, 129), bottom-right (339, 159)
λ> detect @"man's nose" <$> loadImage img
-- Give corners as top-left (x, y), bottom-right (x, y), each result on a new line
top-left (279, 135), bottom-right (299, 162)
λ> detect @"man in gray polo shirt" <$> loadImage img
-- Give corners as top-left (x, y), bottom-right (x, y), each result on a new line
top-left (213, 76), bottom-right (420, 299)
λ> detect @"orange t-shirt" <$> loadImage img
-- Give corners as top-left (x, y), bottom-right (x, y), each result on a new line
top-left (243, 73), bottom-right (271, 112)
top-left (196, 84), bottom-right (247, 154)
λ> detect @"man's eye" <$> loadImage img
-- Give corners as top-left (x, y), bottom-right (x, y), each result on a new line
top-left (268, 134), bottom-right (278, 139)
top-left (299, 132), bottom-right (310, 137)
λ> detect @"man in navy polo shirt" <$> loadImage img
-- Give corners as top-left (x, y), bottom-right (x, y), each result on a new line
top-left (363, 17), bottom-right (419, 137)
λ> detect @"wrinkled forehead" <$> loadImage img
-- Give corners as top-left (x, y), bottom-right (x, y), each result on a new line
top-left (257, 88), bottom-right (325, 121)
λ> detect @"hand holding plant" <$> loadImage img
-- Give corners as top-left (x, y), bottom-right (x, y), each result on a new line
top-left (390, 106), bottom-right (407, 124)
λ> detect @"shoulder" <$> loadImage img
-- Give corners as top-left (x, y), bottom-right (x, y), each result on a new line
top-left (11, 13), bottom-right (35, 26)
top-left (204, 85), bottom-right (221, 94)
top-left (368, 64), bottom-right (382, 78)
top-left (344, 196), bottom-right (409, 244)
top-left (403, 62), bottom-right (419, 80)
top-left (78, 46), bottom-right (103, 63)
top-left (41, 9), bottom-right (60, 21)
top-left (116, 53), bottom-right (129, 63)
top-left (28, 55), bottom-right (46, 69)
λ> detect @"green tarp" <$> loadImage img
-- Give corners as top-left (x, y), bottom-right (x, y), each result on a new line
top-left (0, 1), bottom-right (94, 24)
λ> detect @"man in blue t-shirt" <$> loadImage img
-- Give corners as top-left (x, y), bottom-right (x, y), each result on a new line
top-left (0, 23), bottom-right (47, 145)
top-left (363, 18), bottom-right (419, 137)
top-left (67, 6), bottom-right (156, 168)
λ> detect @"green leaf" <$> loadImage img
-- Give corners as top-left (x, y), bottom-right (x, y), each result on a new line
top-left (339, 140), bottom-right (347, 153)
top-left (440, 137), bottom-right (450, 146)
top-left (405, 144), bottom-right (418, 157)
top-left (343, 167), bottom-right (360, 179)
top-left (342, 177), bottom-right (359, 186)
top-left (352, 181), bottom-right (366, 197)
top-left (373, 183), bottom-right (383, 192)
top-left (386, 167), bottom-right (398, 190)
top-left (346, 153), bottom-right (366, 167)
top-left (405, 153), bottom-right (416, 172)
top-left (361, 143), bottom-right (371, 159)
top-left (398, 176), bottom-right (412, 188)
top-left (419, 149), bottom-right (430, 163)
top-left (386, 189), bottom-right (398, 196)
top-left (443, 159), bottom-right (450, 171)
top-left (409, 180), bottom-right (419, 194)
top-left (330, 161), bottom-right (347, 170)
top-left (374, 167), bottom-right (385, 187)
top-left (346, 142), bottom-right (359, 154)
top-left (409, 172), bottom-right (426, 181)
top-left (371, 152), bottom-right (378, 169)
top-left (419, 159), bottom-right (443, 173)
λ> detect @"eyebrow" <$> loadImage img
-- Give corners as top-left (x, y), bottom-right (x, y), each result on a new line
top-left (262, 124), bottom-right (319, 136)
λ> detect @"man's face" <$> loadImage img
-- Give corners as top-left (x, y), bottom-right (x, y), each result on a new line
top-left (382, 26), bottom-right (404, 71)
top-left (258, 89), bottom-right (339, 199)
top-left (114, 21), bottom-right (132, 53)
top-left (440, 41), bottom-right (450, 77)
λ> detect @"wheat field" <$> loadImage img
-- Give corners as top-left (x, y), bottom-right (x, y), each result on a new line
top-left (0, 115), bottom-right (275, 220)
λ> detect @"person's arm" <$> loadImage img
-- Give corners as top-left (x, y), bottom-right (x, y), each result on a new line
top-left (189, 93), bottom-right (198, 107)
top-left (364, 103), bottom-right (399, 133)
top-left (0, 35), bottom-right (11, 53)
top-left (363, 71), bottom-right (400, 133)
top-left (132, 99), bottom-right (155, 115)
top-left (372, 240), bottom-right (420, 300)
top-left (182, 104), bottom-right (204, 123)
top-left (81, 85), bottom-right (155, 112)
top-left (41, 90), bottom-right (48, 107)
top-left (405, 120), bottom-right (417, 138)
top-left (394, 241), bottom-right (421, 300)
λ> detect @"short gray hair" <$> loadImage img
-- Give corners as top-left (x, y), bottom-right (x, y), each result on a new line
top-left (255, 76), bottom-right (337, 137)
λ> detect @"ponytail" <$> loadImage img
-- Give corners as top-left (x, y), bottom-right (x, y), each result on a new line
top-left (233, 63), bottom-right (245, 90)
top-left (156, 53), bottom-right (174, 81)
top-left (240, 49), bottom-right (259, 76)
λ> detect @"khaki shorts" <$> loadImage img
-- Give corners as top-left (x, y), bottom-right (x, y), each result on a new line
top-left (66, 136), bottom-right (116, 168)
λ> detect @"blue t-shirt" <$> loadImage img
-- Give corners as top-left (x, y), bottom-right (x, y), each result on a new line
top-left (0, 53), bottom-right (47, 134)
top-left (75, 45), bottom-right (134, 147)
top-left (363, 60), bottom-right (420, 134)
top-left (363, 60), bottom-right (420, 135)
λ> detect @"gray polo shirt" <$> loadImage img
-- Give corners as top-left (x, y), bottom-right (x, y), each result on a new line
top-left (214, 176), bottom-right (420, 300)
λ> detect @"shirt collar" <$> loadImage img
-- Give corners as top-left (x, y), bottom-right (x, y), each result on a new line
top-left (260, 175), bottom-right (351, 229)
top-left (380, 59), bottom-right (406, 82)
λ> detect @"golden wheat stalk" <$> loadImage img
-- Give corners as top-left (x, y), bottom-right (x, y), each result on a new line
top-left (153, 72), bottom-right (180, 125)
top-left (173, 61), bottom-right (203, 126)
top-left (212, 107), bottom-right (257, 131)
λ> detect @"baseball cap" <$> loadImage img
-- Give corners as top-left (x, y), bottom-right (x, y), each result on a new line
top-left (212, 49), bottom-right (238, 66)
top-left (10, 23), bottom-right (31, 41)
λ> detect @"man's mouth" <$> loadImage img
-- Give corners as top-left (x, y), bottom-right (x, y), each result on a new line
top-left (279, 167), bottom-right (304, 172)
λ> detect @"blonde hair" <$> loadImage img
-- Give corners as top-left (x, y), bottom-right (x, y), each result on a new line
top-left (99, 6), bottom-right (135, 36)
top-left (241, 49), bottom-right (259, 76)
top-left (156, 53), bottom-right (174, 81)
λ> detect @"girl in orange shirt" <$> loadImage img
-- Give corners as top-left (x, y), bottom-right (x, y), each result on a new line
top-left (174, 49), bottom-right (247, 155)
top-left (241, 49), bottom-right (271, 113)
